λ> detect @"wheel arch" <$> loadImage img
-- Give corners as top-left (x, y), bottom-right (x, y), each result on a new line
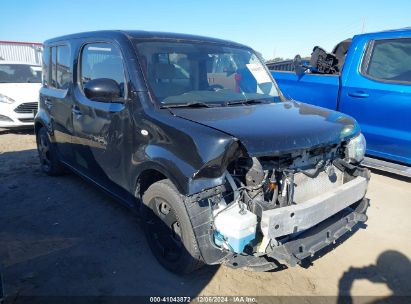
top-left (34, 108), bottom-right (52, 137)
top-left (34, 120), bottom-right (45, 135)
top-left (134, 163), bottom-right (185, 202)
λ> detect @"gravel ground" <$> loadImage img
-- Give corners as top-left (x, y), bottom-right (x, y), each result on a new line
top-left (0, 129), bottom-right (410, 303)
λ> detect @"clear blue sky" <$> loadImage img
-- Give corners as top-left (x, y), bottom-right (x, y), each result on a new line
top-left (1, 0), bottom-right (410, 60)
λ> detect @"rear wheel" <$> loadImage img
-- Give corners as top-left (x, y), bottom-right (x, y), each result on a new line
top-left (36, 127), bottom-right (66, 175)
top-left (142, 179), bottom-right (204, 274)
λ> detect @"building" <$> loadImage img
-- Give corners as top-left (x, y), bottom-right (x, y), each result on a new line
top-left (0, 40), bottom-right (43, 65)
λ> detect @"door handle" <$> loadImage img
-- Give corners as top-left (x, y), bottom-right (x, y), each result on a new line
top-left (44, 98), bottom-right (53, 109)
top-left (72, 106), bottom-right (82, 118)
top-left (348, 91), bottom-right (369, 98)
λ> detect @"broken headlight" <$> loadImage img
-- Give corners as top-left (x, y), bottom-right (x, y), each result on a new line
top-left (345, 133), bottom-right (366, 163)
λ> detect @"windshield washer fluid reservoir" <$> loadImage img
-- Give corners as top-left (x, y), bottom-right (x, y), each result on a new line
top-left (213, 203), bottom-right (257, 253)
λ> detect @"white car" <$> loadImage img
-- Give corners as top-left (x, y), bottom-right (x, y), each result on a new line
top-left (0, 61), bottom-right (42, 128)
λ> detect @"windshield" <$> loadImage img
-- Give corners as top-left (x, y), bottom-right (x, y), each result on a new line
top-left (134, 41), bottom-right (281, 106)
top-left (0, 64), bottom-right (42, 83)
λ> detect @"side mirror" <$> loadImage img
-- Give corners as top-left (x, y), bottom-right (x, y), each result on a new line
top-left (293, 54), bottom-right (305, 76)
top-left (83, 78), bottom-right (122, 101)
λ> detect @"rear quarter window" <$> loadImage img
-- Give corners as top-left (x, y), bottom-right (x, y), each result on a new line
top-left (56, 46), bottom-right (71, 89)
top-left (42, 47), bottom-right (50, 86)
top-left (49, 44), bottom-right (71, 90)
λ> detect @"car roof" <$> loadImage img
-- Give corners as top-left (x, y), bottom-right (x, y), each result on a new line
top-left (354, 27), bottom-right (411, 40)
top-left (43, 30), bottom-right (251, 49)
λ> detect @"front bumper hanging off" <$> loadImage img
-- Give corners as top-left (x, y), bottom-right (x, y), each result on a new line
top-left (267, 197), bottom-right (369, 266)
top-left (223, 174), bottom-right (370, 270)
top-left (186, 161), bottom-right (370, 271)
top-left (224, 197), bottom-right (369, 270)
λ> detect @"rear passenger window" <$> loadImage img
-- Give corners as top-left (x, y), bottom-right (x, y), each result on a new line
top-left (50, 45), bottom-right (71, 90)
top-left (362, 38), bottom-right (411, 84)
top-left (80, 43), bottom-right (126, 97)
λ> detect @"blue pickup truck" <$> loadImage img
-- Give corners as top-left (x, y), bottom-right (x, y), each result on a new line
top-left (271, 28), bottom-right (411, 176)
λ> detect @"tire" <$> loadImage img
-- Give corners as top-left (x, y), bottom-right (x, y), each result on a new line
top-left (142, 179), bottom-right (204, 274)
top-left (36, 127), bottom-right (66, 176)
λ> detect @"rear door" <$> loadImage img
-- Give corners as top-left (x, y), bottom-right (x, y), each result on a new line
top-left (40, 44), bottom-right (74, 162)
top-left (340, 36), bottom-right (411, 165)
top-left (71, 40), bottom-right (133, 195)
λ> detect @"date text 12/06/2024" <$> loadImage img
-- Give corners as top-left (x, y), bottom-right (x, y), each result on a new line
top-left (149, 296), bottom-right (258, 303)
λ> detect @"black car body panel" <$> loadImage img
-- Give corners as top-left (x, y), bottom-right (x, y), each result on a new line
top-left (128, 104), bottom-right (241, 195)
top-left (170, 101), bottom-right (359, 157)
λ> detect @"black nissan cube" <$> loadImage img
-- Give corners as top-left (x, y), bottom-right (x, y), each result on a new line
top-left (35, 30), bottom-right (370, 274)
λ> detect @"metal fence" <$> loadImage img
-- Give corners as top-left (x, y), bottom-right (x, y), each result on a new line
top-left (266, 59), bottom-right (310, 72)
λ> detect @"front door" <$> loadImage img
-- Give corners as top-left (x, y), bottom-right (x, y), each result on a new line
top-left (340, 37), bottom-right (411, 165)
top-left (71, 41), bottom-right (132, 195)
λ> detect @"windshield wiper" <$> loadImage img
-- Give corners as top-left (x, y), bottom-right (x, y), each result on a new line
top-left (225, 99), bottom-right (267, 106)
top-left (160, 102), bottom-right (214, 109)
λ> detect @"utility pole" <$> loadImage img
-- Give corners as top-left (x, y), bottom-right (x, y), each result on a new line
top-left (361, 18), bottom-right (366, 33)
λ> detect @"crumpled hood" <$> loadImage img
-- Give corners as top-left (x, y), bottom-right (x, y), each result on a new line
top-left (170, 101), bottom-right (359, 156)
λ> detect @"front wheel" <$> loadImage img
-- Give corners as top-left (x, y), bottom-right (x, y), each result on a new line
top-left (36, 127), bottom-right (66, 176)
top-left (142, 179), bottom-right (204, 274)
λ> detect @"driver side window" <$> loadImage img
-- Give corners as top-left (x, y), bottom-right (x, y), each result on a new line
top-left (80, 42), bottom-right (126, 97)
top-left (362, 38), bottom-right (411, 84)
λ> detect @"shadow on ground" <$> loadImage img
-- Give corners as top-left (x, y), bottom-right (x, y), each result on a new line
top-left (0, 128), bottom-right (34, 136)
top-left (368, 168), bottom-right (410, 183)
top-left (0, 149), bottom-right (217, 300)
top-left (338, 250), bottom-right (411, 304)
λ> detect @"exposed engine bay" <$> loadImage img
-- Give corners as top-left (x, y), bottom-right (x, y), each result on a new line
top-left (187, 140), bottom-right (370, 271)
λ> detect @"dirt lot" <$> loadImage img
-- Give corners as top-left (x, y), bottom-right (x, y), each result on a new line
top-left (1, 130), bottom-right (410, 302)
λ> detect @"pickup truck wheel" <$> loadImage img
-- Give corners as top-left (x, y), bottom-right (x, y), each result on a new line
top-left (142, 179), bottom-right (204, 274)
top-left (36, 127), bottom-right (65, 176)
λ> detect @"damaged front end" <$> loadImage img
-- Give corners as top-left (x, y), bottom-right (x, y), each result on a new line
top-left (183, 137), bottom-right (370, 271)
